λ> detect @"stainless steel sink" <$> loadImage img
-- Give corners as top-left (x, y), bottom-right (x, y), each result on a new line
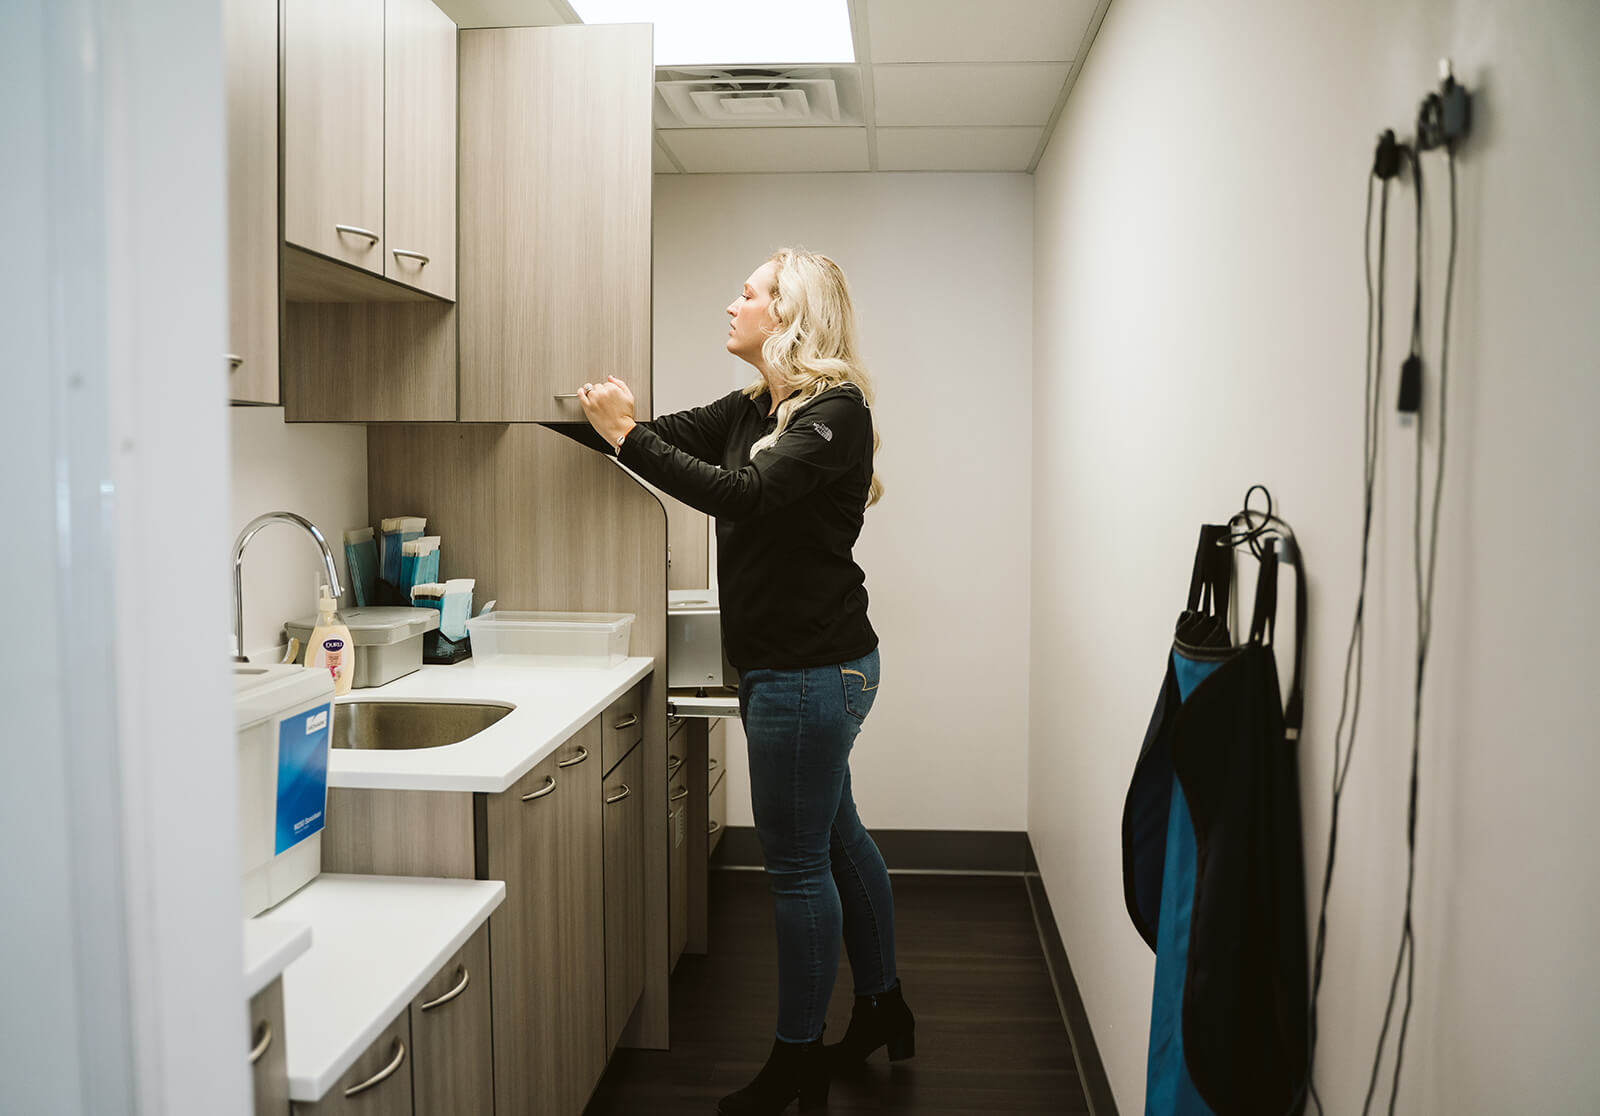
top-left (331, 701), bottom-right (513, 750)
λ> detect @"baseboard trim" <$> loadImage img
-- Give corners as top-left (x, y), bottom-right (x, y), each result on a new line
top-left (710, 826), bottom-right (1033, 874)
top-left (1024, 840), bottom-right (1120, 1116)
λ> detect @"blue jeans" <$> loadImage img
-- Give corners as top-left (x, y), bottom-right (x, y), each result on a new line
top-left (738, 647), bottom-right (897, 1044)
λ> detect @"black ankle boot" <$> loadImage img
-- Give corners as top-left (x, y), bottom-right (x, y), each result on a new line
top-left (717, 1034), bottom-right (830, 1114)
top-left (827, 980), bottom-right (916, 1066)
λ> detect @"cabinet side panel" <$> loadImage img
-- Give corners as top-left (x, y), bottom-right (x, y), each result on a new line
top-left (282, 301), bottom-right (456, 422)
top-left (321, 788), bottom-right (476, 878)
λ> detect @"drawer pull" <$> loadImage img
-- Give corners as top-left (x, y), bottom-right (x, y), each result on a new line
top-left (708, 819), bottom-right (722, 836)
top-left (420, 965), bottom-right (470, 1011)
top-left (334, 223), bottom-right (380, 244)
top-left (225, 353), bottom-right (243, 369)
top-left (344, 1038), bottom-right (406, 1098)
top-left (669, 786), bottom-right (689, 803)
top-left (612, 713), bottom-right (639, 731)
top-left (666, 754), bottom-right (683, 776)
top-left (708, 757), bottom-right (720, 773)
top-left (553, 392), bottom-right (581, 399)
top-left (667, 714), bottom-right (684, 729)
top-left (521, 775), bottom-right (557, 802)
top-left (391, 248), bottom-right (430, 265)
top-left (605, 783), bottom-right (632, 805)
top-left (248, 1021), bottom-right (272, 1065)
top-left (557, 746), bottom-right (590, 768)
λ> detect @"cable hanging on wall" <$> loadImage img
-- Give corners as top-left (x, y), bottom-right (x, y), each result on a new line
top-left (1306, 61), bottom-right (1469, 1116)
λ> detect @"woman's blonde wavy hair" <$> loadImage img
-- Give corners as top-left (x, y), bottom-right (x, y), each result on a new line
top-left (743, 248), bottom-right (883, 508)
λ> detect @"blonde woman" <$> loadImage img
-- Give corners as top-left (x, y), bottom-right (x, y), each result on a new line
top-left (579, 249), bottom-right (912, 1114)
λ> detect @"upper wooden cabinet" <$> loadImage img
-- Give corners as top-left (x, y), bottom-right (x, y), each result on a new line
top-left (459, 24), bottom-right (653, 421)
top-left (283, 0), bottom-right (455, 299)
top-left (383, 0), bottom-right (457, 299)
top-left (224, 0), bottom-right (279, 403)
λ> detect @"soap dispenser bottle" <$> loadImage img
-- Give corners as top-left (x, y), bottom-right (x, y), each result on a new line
top-left (303, 587), bottom-right (354, 695)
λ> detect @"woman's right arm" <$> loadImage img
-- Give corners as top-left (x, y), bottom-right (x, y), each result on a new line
top-left (636, 389), bottom-right (742, 464)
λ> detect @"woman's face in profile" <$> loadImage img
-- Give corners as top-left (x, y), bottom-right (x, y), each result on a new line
top-left (726, 260), bottom-right (779, 366)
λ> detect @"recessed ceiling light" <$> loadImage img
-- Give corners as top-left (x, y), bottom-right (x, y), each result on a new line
top-left (569, 0), bottom-right (855, 67)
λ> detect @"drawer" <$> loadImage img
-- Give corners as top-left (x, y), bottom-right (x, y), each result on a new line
top-left (249, 978), bottom-right (290, 1116)
top-left (708, 768), bottom-right (726, 859)
top-left (666, 736), bottom-right (687, 794)
top-left (707, 718), bottom-right (726, 783)
top-left (410, 923), bottom-right (492, 1116)
top-left (601, 684), bottom-right (644, 776)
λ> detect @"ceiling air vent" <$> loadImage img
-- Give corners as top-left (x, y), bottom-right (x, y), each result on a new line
top-left (655, 68), bottom-right (855, 128)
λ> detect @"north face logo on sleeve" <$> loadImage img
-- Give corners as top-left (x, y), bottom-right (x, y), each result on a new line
top-left (811, 422), bottom-right (833, 441)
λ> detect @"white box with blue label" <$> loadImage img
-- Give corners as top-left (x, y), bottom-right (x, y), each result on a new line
top-left (233, 663), bottom-right (337, 917)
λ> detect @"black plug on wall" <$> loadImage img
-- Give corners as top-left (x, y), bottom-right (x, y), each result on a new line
top-left (1417, 59), bottom-right (1472, 151)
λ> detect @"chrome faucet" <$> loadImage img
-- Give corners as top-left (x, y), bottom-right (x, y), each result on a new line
top-left (232, 511), bottom-right (344, 662)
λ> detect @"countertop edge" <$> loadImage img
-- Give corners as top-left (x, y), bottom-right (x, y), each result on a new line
top-left (242, 920), bottom-right (313, 1000)
top-left (272, 876), bottom-right (506, 1103)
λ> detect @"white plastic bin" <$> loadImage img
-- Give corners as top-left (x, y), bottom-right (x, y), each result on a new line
top-left (466, 610), bottom-right (634, 667)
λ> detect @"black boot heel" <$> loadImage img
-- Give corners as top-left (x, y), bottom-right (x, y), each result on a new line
top-left (886, 1030), bottom-right (916, 1062)
top-left (797, 1076), bottom-right (831, 1110)
top-left (827, 980), bottom-right (917, 1067)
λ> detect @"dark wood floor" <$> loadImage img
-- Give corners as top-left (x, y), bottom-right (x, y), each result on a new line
top-left (585, 869), bottom-right (1088, 1115)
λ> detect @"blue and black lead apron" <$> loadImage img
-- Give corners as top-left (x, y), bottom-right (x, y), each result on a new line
top-left (1122, 525), bottom-right (1309, 1116)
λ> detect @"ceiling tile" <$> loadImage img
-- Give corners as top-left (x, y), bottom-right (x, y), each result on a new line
top-left (659, 128), bottom-right (870, 174)
top-left (652, 137), bottom-right (679, 173)
top-left (872, 62), bottom-right (1068, 127)
top-left (865, 0), bottom-right (1097, 63)
top-left (875, 126), bottom-right (1042, 171)
top-left (433, 0), bottom-right (572, 28)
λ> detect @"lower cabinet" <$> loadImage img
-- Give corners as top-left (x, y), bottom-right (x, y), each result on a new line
top-left (293, 1013), bottom-right (413, 1116)
top-left (667, 724), bottom-right (690, 969)
top-left (484, 723), bottom-right (606, 1116)
top-left (250, 978), bottom-right (290, 1116)
top-left (410, 924), bottom-right (493, 1116)
top-left (602, 741), bottom-right (646, 1054)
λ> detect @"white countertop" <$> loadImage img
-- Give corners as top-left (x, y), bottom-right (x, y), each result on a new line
top-left (242, 919), bottom-right (313, 1000)
top-left (326, 655), bottom-right (653, 793)
top-left (255, 874), bottom-right (505, 1103)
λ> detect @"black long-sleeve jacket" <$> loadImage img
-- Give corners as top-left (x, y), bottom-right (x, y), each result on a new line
top-left (618, 384), bottom-right (878, 670)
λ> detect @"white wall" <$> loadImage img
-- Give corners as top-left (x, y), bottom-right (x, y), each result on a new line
top-left (1029, 0), bottom-right (1600, 1112)
top-left (654, 172), bottom-right (1034, 831)
top-left (230, 409), bottom-right (368, 662)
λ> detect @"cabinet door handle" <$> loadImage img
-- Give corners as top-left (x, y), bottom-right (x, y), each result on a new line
top-left (521, 775), bottom-right (557, 802)
top-left (666, 754), bottom-right (683, 776)
top-left (707, 819), bottom-right (722, 836)
top-left (669, 786), bottom-right (689, 803)
top-left (419, 965), bottom-right (470, 1011)
top-left (390, 248), bottom-right (430, 265)
top-left (605, 783), bottom-right (632, 805)
top-left (225, 353), bottom-right (243, 370)
top-left (248, 1021), bottom-right (273, 1064)
top-left (557, 746), bottom-right (590, 768)
top-left (343, 1039), bottom-right (406, 1098)
top-left (612, 713), bottom-right (639, 731)
top-left (334, 224), bottom-right (380, 244)
top-left (552, 392), bottom-right (581, 399)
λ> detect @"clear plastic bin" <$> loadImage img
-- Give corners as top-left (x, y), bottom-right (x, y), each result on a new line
top-left (466, 610), bottom-right (634, 667)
